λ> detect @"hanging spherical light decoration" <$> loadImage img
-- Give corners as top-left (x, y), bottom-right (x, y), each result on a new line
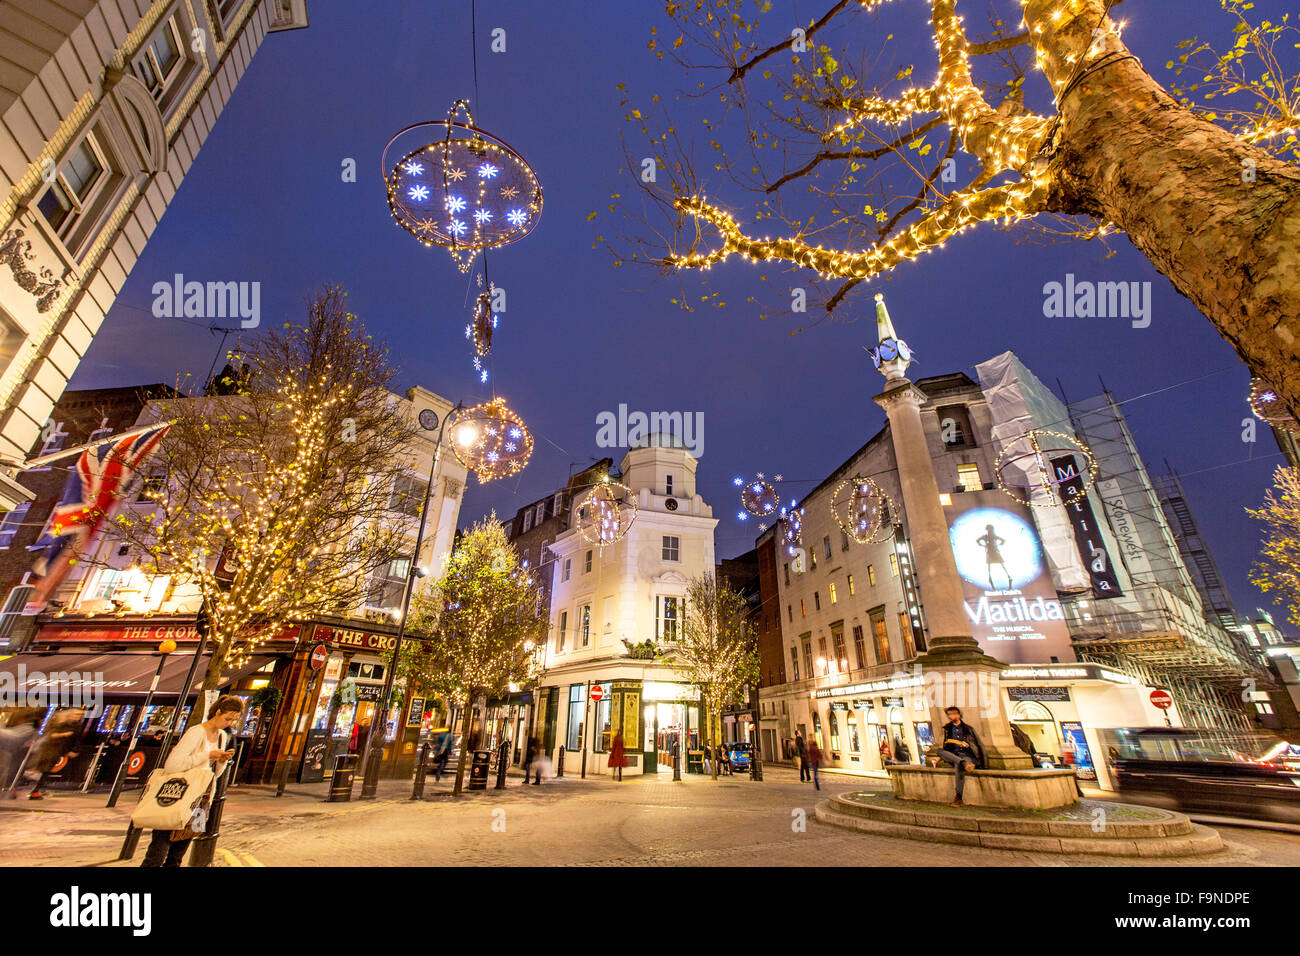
top-left (1249, 377), bottom-right (1298, 432)
top-left (777, 501), bottom-right (804, 557)
top-left (830, 475), bottom-right (897, 543)
top-left (448, 397), bottom-right (533, 483)
top-left (466, 289), bottom-right (496, 358)
top-left (575, 478), bottom-right (637, 549)
top-left (383, 100), bottom-right (543, 272)
top-left (994, 429), bottom-right (1098, 509)
top-left (732, 472), bottom-right (779, 522)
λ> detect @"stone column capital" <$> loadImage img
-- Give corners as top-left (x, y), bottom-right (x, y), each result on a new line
top-left (872, 379), bottom-right (929, 413)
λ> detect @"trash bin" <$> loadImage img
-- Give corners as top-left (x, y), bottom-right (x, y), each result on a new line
top-left (468, 750), bottom-right (491, 791)
top-left (328, 754), bottom-right (358, 802)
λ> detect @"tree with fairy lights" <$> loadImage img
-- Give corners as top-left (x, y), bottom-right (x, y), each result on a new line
top-left (406, 515), bottom-right (547, 796)
top-left (112, 286), bottom-right (417, 727)
top-left (1247, 466), bottom-right (1300, 630)
top-left (666, 573), bottom-right (760, 781)
top-left (607, 0), bottom-right (1300, 415)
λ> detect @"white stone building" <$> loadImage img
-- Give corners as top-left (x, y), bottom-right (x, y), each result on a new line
top-left (535, 438), bottom-right (718, 776)
top-left (0, 0), bottom-right (308, 509)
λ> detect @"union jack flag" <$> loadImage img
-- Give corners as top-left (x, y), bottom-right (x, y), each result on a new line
top-left (28, 424), bottom-right (171, 607)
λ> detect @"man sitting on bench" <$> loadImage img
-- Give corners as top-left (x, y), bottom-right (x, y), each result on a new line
top-left (933, 706), bottom-right (984, 807)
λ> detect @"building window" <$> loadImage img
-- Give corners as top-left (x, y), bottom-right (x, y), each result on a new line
top-left (553, 492), bottom-right (564, 517)
top-left (817, 637), bottom-right (829, 673)
top-left (823, 536), bottom-right (832, 559)
top-left (585, 550), bottom-right (593, 573)
top-left (656, 596), bottom-right (680, 642)
top-left (0, 502), bottom-right (29, 548)
top-left (37, 132), bottom-right (115, 246)
top-left (867, 564), bottom-right (876, 587)
top-left (368, 555), bottom-right (410, 608)
top-left (802, 637), bottom-right (813, 678)
top-left (665, 474), bottom-right (674, 496)
top-left (847, 574), bottom-right (855, 596)
top-left (784, 563), bottom-right (790, 586)
top-left (852, 625), bottom-right (866, 670)
top-left (662, 536), bottom-right (680, 561)
top-left (936, 404), bottom-right (975, 448)
top-left (580, 605), bottom-right (591, 646)
top-left (562, 558), bottom-right (571, 582)
top-left (870, 608), bottom-right (891, 664)
top-left (899, 611), bottom-right (916, 658)
top-left (829, 710), bottom-right (840, 752)
top-left (847, 713), bottom-right (861, 756)
top-left (522, 510), bottom-right (532, 533)
top-left (956, 463), bottom-right (982, 492)
top-left (790, 646), bottom-right (799, 682)
top-left (557, 610), bottom-right (567, 651)
top-left (388, 473), bottom-right (423, 518)
top-left (840, 530), bottom-right (850, 551)
top-left (809, 547), bottom-right (817, 570)
top-left (566, 684), bottom-right (585, 750)
top-left (812, 710), bottom-right (823, 750)
top-left (832, 626), bottom-right (847, 672)
top-left (135, 13), bottom-right (189, 107)
top-left (829, 582), bottom-right (838, 605)
top-left (800, 598), bottom-right (806, 618)
top-left (889, 553), bottom-right (899, 577)
top-left (814, 591), bottom-right (821, 611)
top-left (787, 604), bottom-right (793, 623)
top-left (89, 568), bottom-right (123, 601)
top-left (535, 503), bottom-right (546, 526)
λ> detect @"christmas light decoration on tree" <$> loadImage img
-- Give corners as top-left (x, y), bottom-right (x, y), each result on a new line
top-left (995, 429), bottom-right (1097, 509)
top-left (384, 100), bottom-right (543, 272)
top-left (733, 472), bottom-right (778, 522)
top-left (575, 477), bottom-right (637, 550)
top-left (448, 397), bottom-right (533, 483)
top-left (830, 475), bottom-right (897, 543)
top-left (1250, 377), bottom-right (1299, 432)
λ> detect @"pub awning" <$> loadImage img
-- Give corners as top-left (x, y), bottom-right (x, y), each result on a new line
top-left (0, 650), bottom-right (270, 698)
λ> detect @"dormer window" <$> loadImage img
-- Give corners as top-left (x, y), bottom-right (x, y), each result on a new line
top-left (665, 474), bottom-right (674, 496)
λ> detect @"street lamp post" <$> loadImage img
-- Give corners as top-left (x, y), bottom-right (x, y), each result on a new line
top-left (359, 401), bottom-right (460, 799)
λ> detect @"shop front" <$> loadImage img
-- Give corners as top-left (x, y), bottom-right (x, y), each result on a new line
top-left (810, 671), bottom-right (929, 775)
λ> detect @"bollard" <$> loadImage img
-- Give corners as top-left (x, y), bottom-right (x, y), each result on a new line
top-left (555, 746), bottom-right (565, 778)
top-left (118, 823), bottom-right (143, 860)
top-left (188, 765), bottom-right (231, 868)
top-left (328, 754), bottom-right (358, 802)
top-left (412, 743), bottom-right (429, 800)
top-left (359, 747), bottom-right (382, 800)
top-left (494, 749), bottom-right (508, 790)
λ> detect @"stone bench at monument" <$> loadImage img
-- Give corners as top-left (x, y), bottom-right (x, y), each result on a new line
top-left (889, 764), bottom-right (1079, 810)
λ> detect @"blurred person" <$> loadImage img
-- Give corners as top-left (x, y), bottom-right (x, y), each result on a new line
top-left (140, 696), bottom-right (241, 867)
top-left (608, 731), bottom-right (627, 781)
top-left (432, 729), bottom-right (453, 782)
top-left (879, 735), bottom-right (893, 767)
top-left (894, 736), bottom-right (912, 765)
top-left (795, 730), bottom-right (809, 782)
top-left (26, 707), bottom-right (85, 800)
top-left (1, 708), bottom-right (44, 795)
top-left (522, 735), bottom-right (538, 785)
top-left (806, 737), bottom-right (823, 791)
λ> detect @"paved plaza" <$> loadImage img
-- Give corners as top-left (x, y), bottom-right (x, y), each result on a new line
top-left (3, 767), bottom-right (1298, 867)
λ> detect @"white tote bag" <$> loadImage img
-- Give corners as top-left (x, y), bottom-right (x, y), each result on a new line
top-left (130, 763), bottom-right (215, 831)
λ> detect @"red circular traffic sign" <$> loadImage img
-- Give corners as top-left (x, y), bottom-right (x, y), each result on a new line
top-left (309, 643), bottom-right (329, 670)
top-left (590, 685), bottom-right (604, 702)
top-left (1149, 689), bottom-right (1173, 710)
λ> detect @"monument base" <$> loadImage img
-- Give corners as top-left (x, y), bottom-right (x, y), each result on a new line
top-left (889, 764), bottom-right (1079, 810)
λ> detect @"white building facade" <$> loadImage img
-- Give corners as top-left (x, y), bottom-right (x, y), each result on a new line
top-left (536, 439), bottom-right (718, 776)
top-left (0, 0), bottom-right (308, 509)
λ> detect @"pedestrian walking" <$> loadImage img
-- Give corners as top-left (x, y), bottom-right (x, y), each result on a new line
top-left (795, 730), bottom-right (809, 782)
top-left (806, 738), bottom-right (823, 790)
top-left (432, 730), bottom-right (453, 782)
top-left (140, 696), bottom-right (241, 867)
top-left (933, 706), bottom-right (984, 806)
top-left (608, 732), bottom-right (627, 781)
top-left (25, 707), bottom-right (85, 799)
top-left (522, 735), bottom-right (538, 785)
top-left (0, 707), bottom-right (43, 795)
top-left (879, 735), bottom-right (893, 767)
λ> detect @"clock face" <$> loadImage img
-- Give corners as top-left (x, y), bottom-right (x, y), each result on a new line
top-left (897, 340), bottom-right (912, 362)
top-left (665, 497), bottom-right (678, 511)
top-left (418, 409), bottom-right (439, 431)
top-left (877, 339), bottom-right (899, 362)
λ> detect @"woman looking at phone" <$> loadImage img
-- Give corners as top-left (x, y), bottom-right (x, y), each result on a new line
top-left (140, 695), bottom-right (242, 867)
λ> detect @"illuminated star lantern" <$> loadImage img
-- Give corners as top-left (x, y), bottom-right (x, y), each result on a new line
top-left (576, 478), bottom-right (637, 550)
top-left (994, 429), bottom-right (1098, 509)
top-left (1249, 377), bottom-right (1299, 432)
top-left (734, 472), bottom-right (779, 521)
top-left (384, 100), bottom-right (544, 272)
top-left (830, 475), bottom-right (897, 544)
top-left (448, 398), bottom-right (533, 483)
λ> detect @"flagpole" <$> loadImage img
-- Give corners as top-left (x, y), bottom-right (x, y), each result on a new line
top-left (2, 419), bottom-right (180, 472)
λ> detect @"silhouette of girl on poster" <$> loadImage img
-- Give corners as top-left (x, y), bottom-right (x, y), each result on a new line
top-left (976, 523), bottom-right (1011, 589)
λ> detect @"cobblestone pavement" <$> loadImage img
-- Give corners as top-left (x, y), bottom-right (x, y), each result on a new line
top-left (3, 767), bottom-right (1297, 866)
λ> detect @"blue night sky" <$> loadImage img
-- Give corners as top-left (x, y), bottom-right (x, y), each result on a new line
top-left (68, 1), bottom-right (1295, 629)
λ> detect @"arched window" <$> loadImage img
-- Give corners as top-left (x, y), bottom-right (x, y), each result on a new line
top-left (829, 710), bottom-right (840, 752)
top-left (812, 710), bottom-right (823, 750)
top-left (847, 714), bottom-right (860, 755)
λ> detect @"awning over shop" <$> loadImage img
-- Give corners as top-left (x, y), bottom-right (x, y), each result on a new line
top-left (0, 651), bottom-right (269, 698)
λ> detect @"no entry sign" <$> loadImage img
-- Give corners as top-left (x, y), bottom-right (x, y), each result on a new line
top-left (309, 643), bottom-right (329, 670)
top-left (1149, 689), bottom-right (1173, 710)
top-left (590, 685), bottom-right (604, 702)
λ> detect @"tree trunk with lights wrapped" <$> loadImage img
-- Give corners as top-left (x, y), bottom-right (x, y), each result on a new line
top-left (624, 0), bottom-right (1300, 416)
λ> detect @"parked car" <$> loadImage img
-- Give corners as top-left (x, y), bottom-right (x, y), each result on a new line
top-left (1101, 727), bottom-right (1300, 824)
top-left (724, 741), bottom-right (753, 773)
